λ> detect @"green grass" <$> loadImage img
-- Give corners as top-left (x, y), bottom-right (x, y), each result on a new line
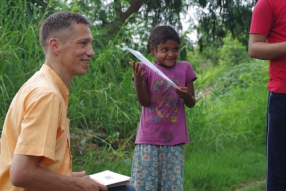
top-left (70, 134), bottom-right (267, 191)
top-left (184, 144), bottom-right (266, 191)
top-left (238, 181), bottom-right (265, 191)
top-left (0, 1), bottom-right (270, 190)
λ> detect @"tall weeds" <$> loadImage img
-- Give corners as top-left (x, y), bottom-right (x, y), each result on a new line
top-left (0, 1), bottom-right (44, 124)
top-left (188, 60), bottom-right (268, 151)
top-left (1, 2), bottom-right (269, 190)
top-left (0, 0), bottom-right (268, 150)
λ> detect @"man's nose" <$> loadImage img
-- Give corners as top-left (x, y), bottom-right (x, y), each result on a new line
top-left (87, 46), bottom-right (95, 57)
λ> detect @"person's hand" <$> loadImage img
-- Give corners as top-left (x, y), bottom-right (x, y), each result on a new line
top-left (75, 175), bottom-right (108, 191)
top-left (72, 170), bottom-right (108, 191)
top-left (129, 61), bottom-right (146, 85)
top-left (176, 86), bottom-right (196, 108)
top-left (175, 87), bottom-right (192, 99)
top-left (72, 171), bottom-right (86, 177)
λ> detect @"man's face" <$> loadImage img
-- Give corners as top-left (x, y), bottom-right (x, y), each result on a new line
top-left (59, 23), bottom-right (94, 77)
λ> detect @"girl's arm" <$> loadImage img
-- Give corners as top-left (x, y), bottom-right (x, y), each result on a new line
top-left (129, 62), bottom-right (151, 107)
top-left (175, 81), bottom-right (195, 108)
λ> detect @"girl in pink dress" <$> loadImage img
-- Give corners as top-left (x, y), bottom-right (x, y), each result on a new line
top-left (129, 25), bottom-right (197, 191)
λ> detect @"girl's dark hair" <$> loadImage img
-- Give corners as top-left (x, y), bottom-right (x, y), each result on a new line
top-left (146, 26), bottom-right (180, 53)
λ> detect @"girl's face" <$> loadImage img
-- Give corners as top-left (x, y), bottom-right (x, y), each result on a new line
top-left (151, 40), bottom-right (180, 68)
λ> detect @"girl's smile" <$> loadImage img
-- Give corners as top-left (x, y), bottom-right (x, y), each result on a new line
top-left (151, 40), bottom-right (180, 68)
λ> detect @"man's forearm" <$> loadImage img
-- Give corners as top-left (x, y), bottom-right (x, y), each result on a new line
top-left (248, 41), bottom-right (286, 60)
top-left (10, 154), bottom-right (105, 191)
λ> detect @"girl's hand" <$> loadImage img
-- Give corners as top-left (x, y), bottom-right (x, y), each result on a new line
top-left (129, 61), bottom-right (146, 85)
top-left (129, 61), bottom-right (151, 106)
top-left (175, 87), bottom-right (192, 98)
top-left (176, 84), bottom-right (196, 108)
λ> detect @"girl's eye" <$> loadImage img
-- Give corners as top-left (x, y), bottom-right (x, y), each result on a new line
top-left (174, 48), bottom-right (179, 52)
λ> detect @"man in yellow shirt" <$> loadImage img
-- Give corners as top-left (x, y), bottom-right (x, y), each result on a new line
top-left (0, 11), bottom-right (106, 191)
top-left (0, 12), bottom-right (135, 191)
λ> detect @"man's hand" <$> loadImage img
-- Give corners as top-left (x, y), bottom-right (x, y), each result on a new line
top-left (72, 171), bottom-right (86, 177)
top-left (74, 175), bottom-right (108, 191)
top-left (72, 171), bottom-right (108, 191)
top-left (10, 154), bottom-right (108, 191)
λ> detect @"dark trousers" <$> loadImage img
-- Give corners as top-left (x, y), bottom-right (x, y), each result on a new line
top-left (108, 184), bottom-right (135, 191)
top-left (267, 92), bottom-right (286, 191)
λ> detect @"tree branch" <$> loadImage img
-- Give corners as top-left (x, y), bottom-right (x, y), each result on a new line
top-left (119, 0), bottom-right (144, 23)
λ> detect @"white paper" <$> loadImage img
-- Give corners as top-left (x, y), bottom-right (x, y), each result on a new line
top-left (89, 170), bottom-right (130, 187)
top-left (125, 47), bottom-right (179, 89)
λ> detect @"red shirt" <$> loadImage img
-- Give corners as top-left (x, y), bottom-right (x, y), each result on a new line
top-left (249, 0), bottom-right (286, 93)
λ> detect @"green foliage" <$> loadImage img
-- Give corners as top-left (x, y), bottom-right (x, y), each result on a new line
top-left (238, 181), bottom-right (265, 191)
top-left (184, 144), bottom-right (266, 191)
top-left (214, 60), bottom-right (268, 95)
top-left (0, 1), bottom-right (269, 190)
top-left (142, 0), bottom-right (185, 27)
top-left (193, 0), bottom-right (256, 51)
top-left (187, 59), bottom-right (268, 152)
top-left (219, 35), bottom-right (251, 67)
top-left (187, 38), bottom-right (221, 71)
top-left (63, 0), bottom-right (187, 47)
top-left (0, 0), bottom-right (44, 127)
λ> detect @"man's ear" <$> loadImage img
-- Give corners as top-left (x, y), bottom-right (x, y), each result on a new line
top-left (48, 38), bottom-right (60, 55)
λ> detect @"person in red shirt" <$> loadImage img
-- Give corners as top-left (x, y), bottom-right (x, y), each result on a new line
top-left (248, 0), bottom-right (286, 190)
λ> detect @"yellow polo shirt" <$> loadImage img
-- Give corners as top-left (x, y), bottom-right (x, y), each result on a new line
top-left (0, 64), bottom-right (72, 191)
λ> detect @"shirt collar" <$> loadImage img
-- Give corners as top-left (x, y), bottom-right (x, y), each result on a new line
top-left (40, 64), bottom-right (70, 99)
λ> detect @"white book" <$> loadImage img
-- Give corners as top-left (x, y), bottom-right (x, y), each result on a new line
top-left (89, 170), bottom-right (131, 188)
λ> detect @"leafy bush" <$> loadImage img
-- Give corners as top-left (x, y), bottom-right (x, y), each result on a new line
top-left (214, 60), bottom-right (268, 95)
top-left (187, 59), bottom-right (269, 151)
top-left (219, 35), bottom-right (251, 67)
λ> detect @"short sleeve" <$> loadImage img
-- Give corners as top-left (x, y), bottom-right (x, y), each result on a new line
top-left (15, 92), bottom-right (61, 161)
top-left (249, 0), bottom-right (273, 36)
top-left (183, 61), bottom-right (197, 85)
